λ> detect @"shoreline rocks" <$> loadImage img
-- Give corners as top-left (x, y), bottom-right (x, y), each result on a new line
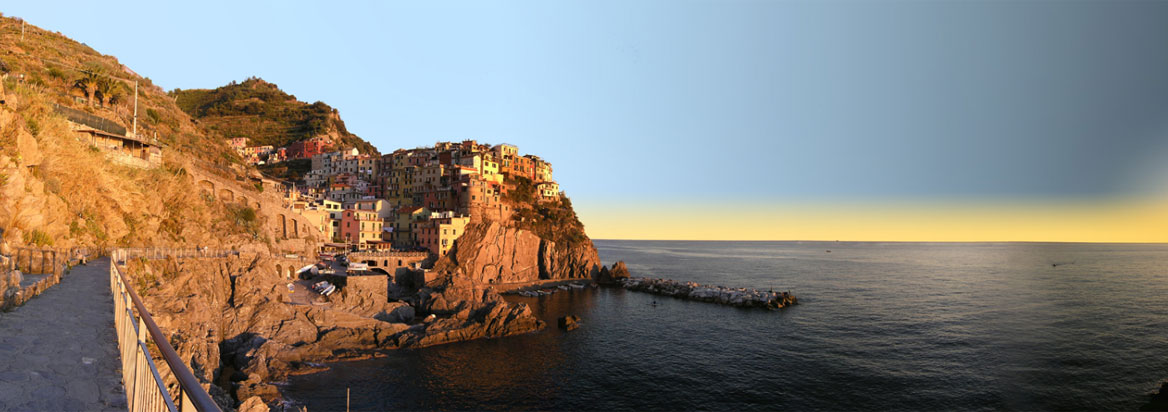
top-left (558, 315), bottom-right (580, 331)
top-left (618, 277), bottom-right (798, 310)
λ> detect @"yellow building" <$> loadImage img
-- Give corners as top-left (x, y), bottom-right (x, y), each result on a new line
top-left (393, 206), bottom-right (431, 247)
top-left (418, 215), bottom-right (471, 256)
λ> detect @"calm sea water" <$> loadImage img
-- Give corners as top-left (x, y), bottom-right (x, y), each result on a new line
top-left (284, 241), bottom-right (1168, 410)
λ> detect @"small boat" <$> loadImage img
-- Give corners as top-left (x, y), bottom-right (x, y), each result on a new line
top-left (321, 284), bottom-right (337, 296)
top-left (557, 285), bottom-right (569, 290)
top-left (569, 283), bottom-right (585, 289)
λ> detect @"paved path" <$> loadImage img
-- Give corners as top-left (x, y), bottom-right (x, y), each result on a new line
top-left (0, 257), bottom-right (127, 411)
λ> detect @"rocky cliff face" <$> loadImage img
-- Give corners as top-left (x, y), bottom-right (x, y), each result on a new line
top-left (129, 256), bottom-right (412, 410)
top-left (433, 221), bottom-right (601, 285)
top-left (129, 252), bottom-right (553, 410)
top-left (401, 275), bottom-right (544, 348)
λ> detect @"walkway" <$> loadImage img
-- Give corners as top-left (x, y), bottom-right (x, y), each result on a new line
top-left (0, 257), bottom-right (127, 411)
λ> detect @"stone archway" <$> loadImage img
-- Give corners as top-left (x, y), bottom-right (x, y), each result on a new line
top-left (219, 188), bottom-right (234, 202)
top-left (276, 264), bottom-right (284, 279)
top-left (198, 180), bottom-right (215, 198)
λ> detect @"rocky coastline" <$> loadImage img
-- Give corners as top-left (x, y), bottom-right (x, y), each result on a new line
top-left (618, 277), bottom-right (798, 310)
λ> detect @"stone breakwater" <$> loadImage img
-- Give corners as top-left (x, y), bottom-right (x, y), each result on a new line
top-left (618, 277), bottom-right (798, 309)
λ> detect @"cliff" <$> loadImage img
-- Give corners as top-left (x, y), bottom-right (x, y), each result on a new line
top-left (128, 256), bottom-right (414, 410)
top-left (431, 221), bottom-right (601, 285)
top-left (128, 253), bottom-right (547, 409)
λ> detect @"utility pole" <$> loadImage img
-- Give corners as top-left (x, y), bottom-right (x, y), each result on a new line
top-left (21, 19), bottom-right (25, 41)
top-left (132, 81), bottom-right (138, 136)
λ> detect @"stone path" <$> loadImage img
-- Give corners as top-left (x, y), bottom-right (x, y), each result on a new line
top-left (0, 257), bottom-right (127, 411)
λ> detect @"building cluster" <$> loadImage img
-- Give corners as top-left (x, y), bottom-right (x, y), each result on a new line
top-left (286, 140), bottom-right (561, 257)
top-left (229, 135), bottom-right (335, 165)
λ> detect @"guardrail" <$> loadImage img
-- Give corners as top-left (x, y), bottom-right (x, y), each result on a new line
top-left (110, 249), bottom-right (222, 412)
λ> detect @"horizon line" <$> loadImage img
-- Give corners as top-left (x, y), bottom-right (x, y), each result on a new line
top-left (591, 239), bottom-right (1168, 245)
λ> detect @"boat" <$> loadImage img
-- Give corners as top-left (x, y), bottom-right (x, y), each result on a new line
top-left (321, 284), bottom-right (337, 296)
top-left (569, 283), bottom-right (585, 289)
top-left (557, 285), bottom-right (569, 290)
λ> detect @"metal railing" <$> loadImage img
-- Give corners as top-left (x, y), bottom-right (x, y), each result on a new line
top-left (110, 249), bottom-right (222, 412)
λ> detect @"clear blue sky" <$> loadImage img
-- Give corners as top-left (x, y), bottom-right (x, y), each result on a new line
top-left (7, 1), bottom-right (1168, 240)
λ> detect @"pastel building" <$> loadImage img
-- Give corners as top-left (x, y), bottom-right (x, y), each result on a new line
top-left (417, 214), bottom-right (470, 256)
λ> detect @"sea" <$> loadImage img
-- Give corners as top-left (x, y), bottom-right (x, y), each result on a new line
top-left (283, 240), bottom-right (1168, 411)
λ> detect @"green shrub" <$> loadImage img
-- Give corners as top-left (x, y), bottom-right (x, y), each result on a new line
top-left (146, 108), bottom-right (161, 124)
top-left (23, 229), bottom-right (53, 247)
top-left (25, 117), bottom-right (40, 136)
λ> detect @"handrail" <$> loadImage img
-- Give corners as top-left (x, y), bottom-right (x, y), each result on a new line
top-left (110, 249), bottom-right (223, 412)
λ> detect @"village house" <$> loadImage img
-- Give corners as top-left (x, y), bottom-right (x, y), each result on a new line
top-left (392, 206), bottom-right (430, 248)
top-left (340, 209), bottom-right (382, 245)
top-left (416, 213), bottom-right (470, 256)
top-left (288, 140), bottom-right (555, 250)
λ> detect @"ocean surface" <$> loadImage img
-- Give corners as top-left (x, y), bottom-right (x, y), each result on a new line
top-left (284, 241), bottom-right (1168, 410)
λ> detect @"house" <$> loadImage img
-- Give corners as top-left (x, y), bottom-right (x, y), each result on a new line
top-left (537, 181), bottom-right (561, 201)
top-left (416, 214), bottom-right (470, 256)
top-left (392, 206), bottom-right (430, 248)
top-left (340, 209), bottom-right (382, 245)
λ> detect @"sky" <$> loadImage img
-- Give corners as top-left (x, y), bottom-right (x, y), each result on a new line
top-left (6, 1), bottom-right (1168, 242)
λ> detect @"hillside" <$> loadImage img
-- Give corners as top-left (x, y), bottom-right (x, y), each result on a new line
top-left (0, 15), bottom-right (319, 252)
top-left (171, 78), bottom-right (378, 155)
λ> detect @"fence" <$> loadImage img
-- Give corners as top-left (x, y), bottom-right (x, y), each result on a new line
top-left (52, 103), bottom-right (128, 136)
top-left (110, 249), bottom-right (222, 412)
top-left (6, 246), bottom-right (84, 274)
top-left (117, 247), bottom-right (238, 260)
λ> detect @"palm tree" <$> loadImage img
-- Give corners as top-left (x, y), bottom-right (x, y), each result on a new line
top-left (95, 77), bottom-right (123, 108)
top-left (72, 70), bottom-right (101, 107)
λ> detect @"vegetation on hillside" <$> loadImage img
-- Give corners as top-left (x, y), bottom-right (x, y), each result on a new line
top-left (170, 77), bottom-right (378, 154)
top-left (257, 158), bottom-right (312, 182)
top-left (505, 175), bottom-right (589, 247)
top-left (0, 16), bottom-right (283, 249)
top-left (0, 15), bottom-right (238, 168)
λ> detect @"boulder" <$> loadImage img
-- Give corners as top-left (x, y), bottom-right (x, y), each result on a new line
top-left (596, 261), bottom-right (631, 284)
top-left (237, 396), bottom-right (270, 412)
top-left (557, 315), bottom-right (580, 331)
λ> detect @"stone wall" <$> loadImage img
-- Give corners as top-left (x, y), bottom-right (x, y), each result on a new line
top-left (342, 275), bottom-right (388, 302)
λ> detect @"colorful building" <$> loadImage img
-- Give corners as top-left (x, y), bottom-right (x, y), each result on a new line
top-left (340, 209), bottom-right (382, 245)
top-left (417, 214), bottom-right (470, 256)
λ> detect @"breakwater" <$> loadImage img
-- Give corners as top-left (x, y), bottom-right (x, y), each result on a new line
top-left (618, 277), bottom-right (797, 309)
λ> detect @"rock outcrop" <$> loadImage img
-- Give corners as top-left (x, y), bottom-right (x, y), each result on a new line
top-left (433, 221), bottom-right (601, 285)
top-left (128, 256), bottom-right (412, 410)
top-left (397, 275), bottom-right (545, 348)
top-left (596, 260), bottom-right (631, 285)
top-left (1145, 381), bottom-right (1168, 411)
top-left (558, 315), bottom-right (580, 331)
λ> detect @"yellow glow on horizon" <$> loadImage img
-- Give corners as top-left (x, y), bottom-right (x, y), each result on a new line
top-left (575, 196), bottom-right (1168, 243)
